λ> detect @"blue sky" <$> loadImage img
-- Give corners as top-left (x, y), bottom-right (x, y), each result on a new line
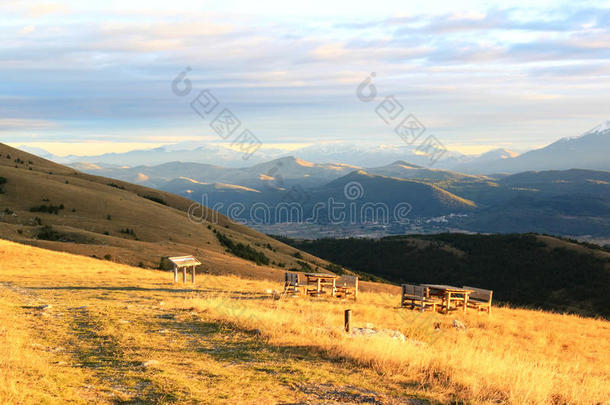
top-left (2, 0), bottom-right (610, 156)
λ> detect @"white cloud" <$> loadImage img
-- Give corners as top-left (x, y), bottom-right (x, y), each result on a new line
top-left (0, 118), bottom-right (57, 130)
top-left (19, 25), bottom-right (36, 35)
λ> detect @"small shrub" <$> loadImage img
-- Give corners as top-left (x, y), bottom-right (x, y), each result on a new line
top-left (106, 214), bottom-right (112, 220)
top-left (108, 183), bottom-right (125, 190)
top-left (215, 232), bottom-right (270, 265)
top-left (158, 257), bottom-right (174, 270)
top-left (120, 228), bottom-right (137, 238)
top-left (140, 195), bottom-right (168, 206)
top-left (296, 260), bottom-right (313, 272)
top-left (103, 254), bottom-right (112, 261)
top-left (30, 204), bottom-right (61, 215)
top-left (293, 252), bottom-right (303, 259)
top-left (37, 225), bottom-right (64, 241)
top-left (324, 263), bottom-right (345, 275)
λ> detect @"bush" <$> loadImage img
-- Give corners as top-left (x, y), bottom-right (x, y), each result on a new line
top-left (108, 183), bottom-right (125, 190)
top-left (30, 204), bottom-right (63, 215)
top-left (296, 260), bottom-right (313, 272)
top-left (324, 263), bottom-right (345, 275)
top-left (37, 226), bottom-right (64, 241)
top-left (215, 232), bottom-right (270, 266)
top-left (103, 254), bottom-right (112, 261)
top-left (293, 252), bottom-right (303, 259)
top-left (158, 257), bottom-right (174, 270)
top-left (120, 228), bottom-right (137, 238)
top-left (140, 195), bottom-right (168, 206)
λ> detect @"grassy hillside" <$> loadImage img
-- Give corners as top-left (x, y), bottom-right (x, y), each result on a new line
top-left (318, 170), bottom-right (477, 214)
top-left (278, 233), bottom-right (610, 318)
top-left (0, 143), bottom-right (363, 285)
top-left (1, 239), bottom-right (608, 404)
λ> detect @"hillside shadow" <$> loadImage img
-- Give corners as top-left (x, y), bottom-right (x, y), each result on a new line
top-left (163, 317), bottom-right (429, 404)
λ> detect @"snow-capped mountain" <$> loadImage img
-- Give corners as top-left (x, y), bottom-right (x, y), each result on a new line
top-left (585, 120), bottom-right (610, 135)
top-left (448, 122), bottom-right (610, 174)
top-left (18, 121), bottom-right (610, 174)
top-left (290, 142), bottom-right (464, 167)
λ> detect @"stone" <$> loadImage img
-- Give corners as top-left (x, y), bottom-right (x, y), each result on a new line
top-left (453, 319), bottom-right (466, 331)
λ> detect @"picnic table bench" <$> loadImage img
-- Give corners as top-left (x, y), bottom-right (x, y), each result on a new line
top-left (422, 284), bottom-right (474, 313)
top-left (283, 272), bottom-right (358, 299)
top-left (304, 273), bottom-right (340, 296)
top-left (463, 286), bottom-right (493, 314)
top-left (401, 284), bottom-right (439, 312)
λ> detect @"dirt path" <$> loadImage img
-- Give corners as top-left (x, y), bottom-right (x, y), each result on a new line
top-left (0, 281), bottom-right (427, 404)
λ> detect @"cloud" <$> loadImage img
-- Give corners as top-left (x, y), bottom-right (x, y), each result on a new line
top-left (0, 118), bottom-right (57, 130)
top-left (19, 25), bottom-right (36, 35)
top-left (27, 2), bottom-right (69, 17)
top-left (1, 3), bottom-right (610, 154)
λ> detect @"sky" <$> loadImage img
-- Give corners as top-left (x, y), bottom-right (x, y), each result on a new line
top-left (2, 0), bottom-right (610, 156)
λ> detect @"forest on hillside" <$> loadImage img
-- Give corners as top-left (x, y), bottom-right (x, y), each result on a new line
top-left (276, 233), bottom-right (610, 319)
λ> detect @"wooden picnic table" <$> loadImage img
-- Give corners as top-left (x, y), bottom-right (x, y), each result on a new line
top-left (422, 284), bottom-right (474, 313)
top-left (304, 273), bottom-right (341, 297)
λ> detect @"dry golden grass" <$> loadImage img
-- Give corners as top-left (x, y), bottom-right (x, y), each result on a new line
top-left (177, 294), bottom-right (610, 404)
top-left (1, 238), bottom-right (609, 404)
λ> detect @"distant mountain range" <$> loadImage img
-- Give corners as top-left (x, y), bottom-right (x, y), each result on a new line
top-left (449, 121), bottom-right (610, 174)
top-left (66, 153), bottom-right (610, 239)
top-left (13, 121), bottom-right (610, 239)
top-left (19, 120), bottom-right (610, 174)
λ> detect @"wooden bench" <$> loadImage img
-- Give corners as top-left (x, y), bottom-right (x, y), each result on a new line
top-left (463, 286), bottom-right (493, 314)
top-left (283, 272), bottom-right (301, 294)
top-left (401, 284), bottom-right (439, 312)
top-left (335, 275), bottom-right (359, 300)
